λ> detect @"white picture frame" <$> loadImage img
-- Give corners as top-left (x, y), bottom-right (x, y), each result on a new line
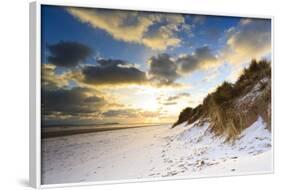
top-left (29, 1), bottom-right (274, 188)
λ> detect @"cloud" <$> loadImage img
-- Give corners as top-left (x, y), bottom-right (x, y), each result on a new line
top-left (97, 58), bottom-right (127, 67)
top-left (221, 18), bottom-right (271, 65)
top-left (148, 54), bottom-right (180, 86)
top-left (81, 59), bottom-right (148, 85)
top-left (42, 64), bottom-right (71, 90)
top-left (47, 41), bottom-right (92, 67)
top-left (142, 14), bottom-right (185, 50)
top-left (142, 26), bottom-right (181, 50)
top-left (163, 102), bottom-right (177, 106)
top-left (67, 7), bottom-right (186, 50)
top-left (177, 46), bottom-right (219, 74)
top-left (43, 57), bottom-right (184, 89)
top-left (84, 95), bottom-right (105, 103)
top-left (46, 46), bottom-right (221, 89)
top-left (146, 47), bottom-right (219, 85)
top-left (42, 87), bottom-right (106, 117)
top-left (102, 109), bottom-right (137, 117)
top-left (102, 108), bottom-right (158, 118)
top-left (67, 8), bottom-right (152, 44)
top-left (166, 92), bottom-right (190, 101)
top-left (42, 63), bottom-right (85, 91)
top-left (159, 92), bottom-right (190, 106)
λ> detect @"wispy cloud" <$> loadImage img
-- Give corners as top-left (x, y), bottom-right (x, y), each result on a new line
top-left (158, 92), bottom-right (190, 106)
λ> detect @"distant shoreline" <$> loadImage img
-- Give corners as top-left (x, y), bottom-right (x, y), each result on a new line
top-left (42, 124), bottom-right (169, 139)
top-left (42, 122), bottom-right (120, 128)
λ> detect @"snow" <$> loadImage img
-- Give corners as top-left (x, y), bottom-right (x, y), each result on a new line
top-left (236, 77), bottom-right (269, 107)
top-left (42, 117), bottom-right (272, 185)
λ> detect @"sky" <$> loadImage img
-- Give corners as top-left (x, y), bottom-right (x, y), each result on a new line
top-left (41, 5), bottom-right (271, 126)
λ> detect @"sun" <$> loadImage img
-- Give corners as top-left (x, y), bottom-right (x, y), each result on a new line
top-left (136, 95), bottom-right (159, 111)
top-left (127, 86), bottom-right (160, 111)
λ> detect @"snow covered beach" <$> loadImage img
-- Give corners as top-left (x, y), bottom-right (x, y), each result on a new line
top-left (41, 117), bottom-right (272, 185)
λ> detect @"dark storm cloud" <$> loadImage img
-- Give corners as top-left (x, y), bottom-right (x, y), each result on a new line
top-left (42, 87), bottom-right (106, 116)
top-left (47, 41), bottom-right (93, 67)
top-left (82, 59), bottom-right (148, 85)
top-left (177, 46), bottom-right (218, 74)
top-left (148, 54), bottom-right (180, 86)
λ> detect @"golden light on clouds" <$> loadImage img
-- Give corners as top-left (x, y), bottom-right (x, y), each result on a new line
top-left (221, 19), bottom-right (271, 65)
top-left (67, 7), bottom-right (185, 50)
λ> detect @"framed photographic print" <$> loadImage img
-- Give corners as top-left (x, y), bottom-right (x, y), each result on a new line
top-left (29, 1), bottom-right (273, 188)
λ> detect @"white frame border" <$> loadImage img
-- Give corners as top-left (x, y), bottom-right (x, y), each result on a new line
top-left (29, 0), bottom-right (274, 189)
top-left (30, 1), bottom-right (41, 189)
